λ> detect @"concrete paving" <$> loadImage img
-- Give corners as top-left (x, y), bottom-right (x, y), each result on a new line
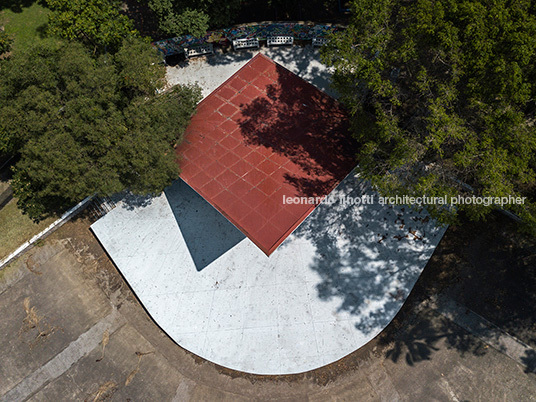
top-left (2, 46), bottom-right (533, 400)
top-left (428, 294), bottom-right (536, 372)
top-left (379, 306), bottom-right (536, 402)
top-left (1, 310), bottom-right (125, 402)
top-left (93, 48), bottom-right (447, 374)
top-left (166, 46), bottom-right (337, 99)
top-left (91, 174), bottom-right (446, 374)
top-left (0, 218), bottom-right (535, 400)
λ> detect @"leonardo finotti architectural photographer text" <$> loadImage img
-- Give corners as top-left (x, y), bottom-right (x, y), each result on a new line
top-left (282, 194), bottom-right (527, 207)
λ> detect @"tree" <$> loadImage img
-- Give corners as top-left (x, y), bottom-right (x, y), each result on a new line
top-left (147, 0), bottom-right (209, 37)
top-left (0, 38), bottom-right (201, 218)
top-left (322, 0), bottom-right (536, 234)
top-left (145, 0), bottom-right (240, 37)
top-left (46, 0), bottom-right (138, 52)
top-left (0, 29), bottom-right (13, 55)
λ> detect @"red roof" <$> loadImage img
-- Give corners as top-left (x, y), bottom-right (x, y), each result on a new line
top-left (177, 53), bottom-right (357, 255)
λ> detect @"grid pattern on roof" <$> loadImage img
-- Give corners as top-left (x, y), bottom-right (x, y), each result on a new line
top-left (177, 53), bottom-right (357, 255)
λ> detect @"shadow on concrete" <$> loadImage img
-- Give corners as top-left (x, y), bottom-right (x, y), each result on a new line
top-left (0, 186), bottom-right (13, 210)
top-left (120, 192), bottom-right (154, 210)
top-left (281, 169), bottom-right (536, 373)
top-left (375, 212), bottom-right (536, 373)
top-left (167, 48), bottom-right (254, 69)
top-left (171, 46), bottom-right (336, 97)
top-left (208, 47), bottom-right (336, 96)
top-left (165, 179), bottom-right (245, 271)
top-left (205, 49), bottom-right (257, 67)
top-left (381, 307), bottom-right (487, 366)
top-left (262, 47), bottom-right (337, 97)
top-left (522, 349), bottom-right (536, 373)
top-left (168, 46), bottom-right (536, 371)
top-left (453, 215), bottom-right (536, 352)
top-left (289, 175), bottom-right (442, 335)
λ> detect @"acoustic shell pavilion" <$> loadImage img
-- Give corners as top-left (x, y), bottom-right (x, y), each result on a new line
top-left (92, 52), bottom-right (446, 374)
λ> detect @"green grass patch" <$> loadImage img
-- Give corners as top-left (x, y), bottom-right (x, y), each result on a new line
top-left (0, 2), bottom-right (50, 51)
top-left (0, 197), bottom-right (57, 261)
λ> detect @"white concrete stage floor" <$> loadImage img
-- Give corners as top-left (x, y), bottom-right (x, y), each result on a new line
top-left (91, 174), bottom-right (446, 374)
top-left (92, 48), bottom-right (447, 374)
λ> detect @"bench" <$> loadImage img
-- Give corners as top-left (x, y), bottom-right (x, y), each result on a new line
top-left (233, 38), bottom-right (260, 50)
top-left (312, 37), bottom-right (329, 47)
top-left (267, 35), bottom-right (294, 46)
top-left (184, 44), bottom-right (214, 58)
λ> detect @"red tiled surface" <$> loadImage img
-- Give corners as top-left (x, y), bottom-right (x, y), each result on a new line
top-left (177, 53), bottom-right (357, 255)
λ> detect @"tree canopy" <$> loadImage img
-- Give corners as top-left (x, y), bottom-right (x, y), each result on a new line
top-left (45, 0), bottom-right (138, 52)
top-left (0, 30), bottom-right (13, 55)
top-left (322, 0), bottom-right (536, 233)
top-left (0, 38), bottom-right (200, 218)
top-left (145, 0), bottom-right (240, 36)
top-left (143, 0), bottom-right (339, 37)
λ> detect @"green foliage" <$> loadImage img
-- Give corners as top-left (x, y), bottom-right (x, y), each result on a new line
top-left (322, 0), bottom-right (536, 234)
top-left (146, 0), bottom-right (240, 36)
top-left (0, 38), bottom-right (201, 219)
top-left (115, 37), bottom-right (165, 96)
top-left (0, 30), bottom-right (13, 54)
top-left (0, 2), bottom-right (50, 54)
top-left (45, 0), bottom-right (138, 52)
top-left (148, 0), bottom-right (209, 37)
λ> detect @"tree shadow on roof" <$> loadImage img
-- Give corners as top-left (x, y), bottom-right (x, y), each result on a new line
top-left (164, 179), bottom-right (245, 271)
top-left (237, 54), bottom-right (357, 198)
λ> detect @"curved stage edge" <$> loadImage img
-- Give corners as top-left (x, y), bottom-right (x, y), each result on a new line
top-left (91, 174), bottom-right (447, 375)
